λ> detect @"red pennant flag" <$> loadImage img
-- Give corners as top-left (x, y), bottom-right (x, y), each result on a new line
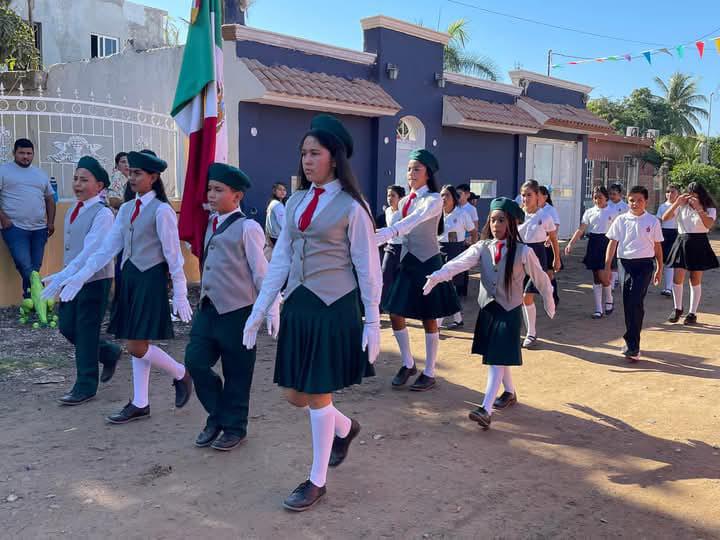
top-left (696, 41), bottom-right (705, 58)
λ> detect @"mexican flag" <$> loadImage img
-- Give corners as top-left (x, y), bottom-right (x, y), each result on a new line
top-left (171, 0), bottom-right (228, 259)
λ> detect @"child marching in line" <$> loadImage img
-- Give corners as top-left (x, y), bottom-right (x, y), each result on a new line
top-left (381, 185), bottom-right (406, 309)
top-left (608, 182), bottom-right (629, 288)
top-left (662, 181), bottom-right (718, 325)
top-left (656, 184), bottom-right (679, 297)
top-left (46, 150), bottom-right (193, 423)
top-left (375, 150), bottom-right (461, 391)
top-left (185, 164), bottom-right (279, 451)
top-left (538, 185), bottom-right (561, 305)
top-left (605, 185), bottom-right (663, 362)
top-left (423, 197), bottom-right (555, 429)
top-left (43, 157), bottom-right (122, 405)
top-left (565, 186), bottom-right (615, 319)
top-left (264, 181), bottom-right (287, 259)
top-left (243, 114), bottom-right (381, 511)
top-left (518, 180), bottom-right (561, 348)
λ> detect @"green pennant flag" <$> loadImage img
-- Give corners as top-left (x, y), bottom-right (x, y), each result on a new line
top-left (676, 45), bottom-right (684, 58)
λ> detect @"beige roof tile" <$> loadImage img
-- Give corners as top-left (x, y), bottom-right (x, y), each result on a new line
top-left (446, 95), bottom-right (541, 129)
top-left (520, 97), bottom-right (611, 132)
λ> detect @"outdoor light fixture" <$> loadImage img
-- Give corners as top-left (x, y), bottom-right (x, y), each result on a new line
top-left (386, 63), bottom-right (399, 80)
top-left (434, 73), bottom-right (446, 88)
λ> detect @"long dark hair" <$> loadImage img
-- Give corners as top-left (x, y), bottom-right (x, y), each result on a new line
top-left (686, 181), bottom-right (717, 210)
top-left (481, 210), bottom-right (522, 292)
top-left (441, 184), bottom-right (460, 211)
top-left (298, 131), bottom-right (374, 226)
top-left (539, 185), bottom-right (554, 206)
top-left (270, 182), bottom-right (287, 203)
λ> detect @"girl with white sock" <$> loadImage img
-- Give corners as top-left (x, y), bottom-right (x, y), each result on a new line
top-left (608, 183), bottom-right (629, 288)
top-left (242, 115), bottom-right (381, 512)
top-left (375, 150), bottom-right (461, 392)
top-left (656, 184), bottom-right (679, 297)
top-left (663, 181), bottom-right (718, 325)
top-left (565, 186), bottom-right (615, 319)
top-left (381, 185), bottom-right (406, 309)
top-left (518, 180), bottom-right (560, 348)
top-left (538, 185), bottom-right (562, 306)
top-left (51, 150), bottom-right (193, 424)
top-left (423, 197), bottom-right (555, 429)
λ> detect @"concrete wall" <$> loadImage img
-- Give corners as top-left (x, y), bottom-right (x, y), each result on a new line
top-left (10, 0), bottom-right (168, 67)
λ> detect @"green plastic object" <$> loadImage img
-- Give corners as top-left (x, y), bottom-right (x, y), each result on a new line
top-left (21, 298), bottom-right (34, 310)
top-left (29, 271), bottom-right (49, 324)
top-left (32, 322), bottom-right (40, 329)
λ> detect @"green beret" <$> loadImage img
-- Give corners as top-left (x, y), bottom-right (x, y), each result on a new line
top-left (76, 156), bottom-right (109, 188)
top-left (490, 196), bottom-right (525, 224)
top-left (207, 162), bottom-right (252, 192)
top-left (408, 149), bottom-right (439, 174)
top-left (309, 114), bottom-right (354, 158)
top-left (128, 150), bottom-right (167, 173)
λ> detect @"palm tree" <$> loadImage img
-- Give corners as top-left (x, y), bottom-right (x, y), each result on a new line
top-left (444, 19), bottom-right (500, 81)
top-left (653, 73), bottom-right (709, 136)
top-left (654, 134), bottom-right (704, 166)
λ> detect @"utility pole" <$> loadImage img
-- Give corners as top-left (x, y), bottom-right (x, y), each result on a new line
top-left (547, 50), bottom-right (552, 76)
top-left (708, 91), bottom-right (715, 138)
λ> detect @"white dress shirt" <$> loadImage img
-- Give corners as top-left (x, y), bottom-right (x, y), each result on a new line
top-left (384, 206), bottom-right (403, 245)
top-left (265, 199), bottom-right (286, 239)
top-left (675, 205), bottom-right (716, 234)
top-left (72, 190), bottom-right (187, 298)
top-left (581, 205), bottom-right (616, 234)
top-left (62, 195), bottom-right (114, 276)
top-left (375, 185), bottom-right (443, 244)
top-left (439, 207), bottom-right (474, 243)
top-left (656, 201), bottom-right (677, 229)
top-left (519, 207), bottom-right (556, 243)
top-left (606, 211), bottom-right (664, 259)
top-left (609, 200), bottom-right (629, 216)
top-left (458, 201), bottom-right (479, 223)
top-left (542, 203), bottom-right (560, 226)
top-left (253, 179), bottom-right (382, 323)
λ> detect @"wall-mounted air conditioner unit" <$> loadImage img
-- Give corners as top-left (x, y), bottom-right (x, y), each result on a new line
top-left (646, 129), bottom-right (660, 139)
top-left (626, 126), bottom-right (640, 137)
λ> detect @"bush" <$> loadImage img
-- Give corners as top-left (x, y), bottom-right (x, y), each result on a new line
top-left (669, 163), bottom-right (720, 203)
top-left (0, 6), bottom-right (40, 70)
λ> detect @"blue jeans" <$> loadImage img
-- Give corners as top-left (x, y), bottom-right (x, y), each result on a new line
top-left (1, 225), bottom-right (48, 297)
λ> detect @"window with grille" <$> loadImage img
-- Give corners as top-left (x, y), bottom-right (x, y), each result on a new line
top-left (396, 119), bottom-right (412, 141)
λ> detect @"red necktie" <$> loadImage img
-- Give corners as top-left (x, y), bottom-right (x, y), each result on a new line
top-left (130, 199), bottom-right (142, 223)
top-left (212, 216), bottom-right (218, 233)
top-left (69, 201), bottom-right (83, 224)
top-left (402, 192), bottom-right (417, 218)
top-left (298, 187), bottom-right (325, 231)
top-left (494, 242), bottom-right (504, 265)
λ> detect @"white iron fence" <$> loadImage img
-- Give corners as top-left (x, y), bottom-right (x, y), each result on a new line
top-left (0, 84), bottom-right (181, 200)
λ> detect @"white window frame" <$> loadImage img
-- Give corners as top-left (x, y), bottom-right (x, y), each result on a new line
top-left (470, 179), bottom-right (497, 199)
top-left (91, 34), bottom-right (119, 59)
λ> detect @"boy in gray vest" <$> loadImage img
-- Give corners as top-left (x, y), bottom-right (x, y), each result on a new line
top-left (43, 156), bottom-right (122, 405)
top-left (185, 163), bottom-right (279, 451)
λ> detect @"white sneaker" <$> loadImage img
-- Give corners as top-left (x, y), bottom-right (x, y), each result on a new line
top-left (522, 335), bottom-right (537, 348)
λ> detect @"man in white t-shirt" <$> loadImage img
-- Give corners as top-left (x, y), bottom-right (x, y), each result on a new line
top-left (0, 139), bottom-right (56, 297)
top-left (455, 183), bottom-right (479, 243)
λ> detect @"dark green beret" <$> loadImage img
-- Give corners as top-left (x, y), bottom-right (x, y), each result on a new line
top-left (128, 150), bottom-right (167, 173)
top-left (490, 196), bottom-right (525, 224)
top-left (76, 156), bottom-right (109, 188)
top-left (309, 114), bottom-right (354, 158)
top-left (408, 149), bottom-right (439, 174)
top-left (207, 162), bottom-right (251, 192)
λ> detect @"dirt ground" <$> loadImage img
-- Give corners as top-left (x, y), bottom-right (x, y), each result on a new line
top-left (1, 235), bottom-right (719, 539)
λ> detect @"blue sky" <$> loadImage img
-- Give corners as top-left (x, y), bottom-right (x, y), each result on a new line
top-left (147, 0), bottom-right (720, 135)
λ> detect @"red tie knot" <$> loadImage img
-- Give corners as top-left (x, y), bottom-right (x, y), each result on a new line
top-left (212, 216), bottom-right (218, 232)
top-left (130, 199), bottom-right (142, 223)
top-left (70, 201), bottom-right (84, 224)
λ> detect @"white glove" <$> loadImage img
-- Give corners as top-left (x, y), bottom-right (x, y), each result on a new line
top-left (265, 299), bottom-right (280, 339)
top-left (374, 227), bottom-right (394, 246)
top-left (361, 321), bottom-right (381, 365)
top-left (422, 271), bottom-right (446, 296)
top-left (243, 309), bottom-right (265, 349)
top-left (41, 271), bottom-right (68, 300)
top-left (58, 274), bottom-right (86, 302)
top-left (172, 295), bottom-right (193, 323)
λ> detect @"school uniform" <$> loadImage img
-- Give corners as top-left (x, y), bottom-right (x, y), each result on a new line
top-left (265, 198), bottom-right (285, 248)
top-left (667, 206), bottom-right (718, 271)
top-left (656, 201), bottom-right (678, 264)
top-left (606, 211), bottom-right (663, 356)
top-left (518, 207), bottom-right (555, 293)
top-left (381, 206), bottom-right (403, 307)
top-left (541, 204), bottom-right (561, 266)
top-left (457, 202), bottom-right (479, 296)
top-left (58, 195), bottom-right (121, 398)
top-left (185, 208), bottom-right (267, 441)
top-left (439, 207), bottom-right (474, 294)
top-left (609, 199), bottom-right (629, 216)
top-left (580, 205), bottom-right (616, 270)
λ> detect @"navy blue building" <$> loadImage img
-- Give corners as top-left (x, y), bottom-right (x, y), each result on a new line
top-left (221, 13), bottom-right (611, 238)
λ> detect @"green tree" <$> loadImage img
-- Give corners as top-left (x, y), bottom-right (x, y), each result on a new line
top-left (653, 72), bottom-right (708, 136)
top-left (654, 135), bottom-right (704, 166)
top-left (0, 3), bottom-right (40, 70)
top-left (669, 162), bottom-right (720, 202)
top-left (588, 88), bottom-right (673, 135)
top-left (443, 19), bottom-right (500, 81)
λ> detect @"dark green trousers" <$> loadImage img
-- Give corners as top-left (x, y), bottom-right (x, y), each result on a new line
top-left (185, 302), bottom-right (256, 437)
top-left (58, 278), bottom-right (121, 396)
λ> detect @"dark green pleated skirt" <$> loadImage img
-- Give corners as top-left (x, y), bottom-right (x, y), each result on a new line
top-left (274, 286), bottom-right (374, 394)
top-left (471, 301), bottom-right (523, 366)
top-left (108, 261), bottom-right (174, 340)
top-left (383, 253), bottom-right (461, 320)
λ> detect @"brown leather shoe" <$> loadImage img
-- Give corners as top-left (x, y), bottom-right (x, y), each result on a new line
top-left (409, 373), bottom-right (436, 392)
top-left (468, 406), bottom-right (491, 429)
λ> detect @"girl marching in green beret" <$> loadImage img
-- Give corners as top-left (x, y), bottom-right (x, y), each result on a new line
top-left (45, 150), bottom-right (194, 424)
top-left (423, 197), bottom-right (555, 429)
top-left (243, 114), bottom-right (381, 511)
top-left (375, 149), bottom-right (461, 392)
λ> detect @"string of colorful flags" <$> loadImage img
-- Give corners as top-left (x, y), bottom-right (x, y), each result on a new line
top-left (551, 38), bottom-right (720, 69)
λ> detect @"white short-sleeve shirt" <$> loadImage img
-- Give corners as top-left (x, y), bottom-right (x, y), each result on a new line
top-left (543, 204), bottom-right (561, 227)
top-left (606, 211), bottom-right (664, 259)
top-left (582, 205), bottom-right (616, 234)
top-left (439, 207), bottom-right (475, 243)
top-left (656, 201), bottom-right (677, 230)
top-left (458, 202), bottom-right (479, 223)
top-left (676, 205), bottom-right (716, 234)
top-left (609, 200), bottom-right (629, 217)
top-left (519, 207), bottom-right (556, 243)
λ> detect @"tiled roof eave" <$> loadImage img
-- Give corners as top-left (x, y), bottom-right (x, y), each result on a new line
top-left (252, 91), bottom-right (402, 118)
top-left (545, 119), bottom-right (613, 133)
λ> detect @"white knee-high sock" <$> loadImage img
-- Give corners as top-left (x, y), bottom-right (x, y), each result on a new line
top-left (690, 285), bottom-right (701, 314)
top-left (145, 344), bottom-right (185, 380)
top-left (482, 366), bottom-right (504, 414)
top-left (308, 405), bottom-right (335, 487)
top-left (603, 286), bottom-right (613, 307)
top-left (592, 284), bottom-right (603, 313)
top-left (436, 317), bottom-right (444, 327)
top-left (131, 355), bottom-right (151, 408)
top-left (423, 332), bottom-right (440, 377)
top-left (333, 406), bottom-right (351, 438)
top-left (502, 366), bottom-right (515, 394)
top-left (663, 268), bottom-right (673, 290)
top-left (612, 271), bottom-right (619, 288)
top-left (453, 311), bottom-right (463, 323)
top-left (522, 303), bottom-right (537, 337)
top-left (393, 328), bottom-right (415, 368)
top-left (673, 283), bottom-right (684, 310)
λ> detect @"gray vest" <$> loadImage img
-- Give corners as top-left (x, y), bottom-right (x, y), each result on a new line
top-left (284, 190), bottom-right (357, 306)
top-left (401, 191), bottom-right (441, 262)
top-left (120, 197), bottom-right (166, 271)
top-left (200, 214), bottom-right (257, 314)
top-left (476, 241), bottom-right (529, 311)
top-left (63, 202), bottom-right (114, 283)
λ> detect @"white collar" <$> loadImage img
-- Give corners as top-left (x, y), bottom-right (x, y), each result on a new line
top-left (136, 190), bottom-right (157, 205)
top-left (215, 207), bottom-right (242, 226)
top-left (312, 179), bottom-right (340, 194)
top-left (411, 185), bottom-right (429, 197)
top-left (76, 195), bottom-right (101, 210)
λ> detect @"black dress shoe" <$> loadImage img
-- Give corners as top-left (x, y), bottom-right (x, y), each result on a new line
top-left (391, 365), bottom-right (417, 387)
top-left (468, 406), bottom-right (491, 429)
top-left (195, 425), bottom-right (222, 447)
top-left (329, 419), bottom-right (361, 467)
top-left (282, 480), bottom-right (326, 512)
top-left (442, 320), bottom-right (464, 330)
top-left (107, 401), bottom-right (150, 424)
top-left (173, 371), bottom-right (193, 408)
top-left (58, 391), bottom-right (96, 406)
top-left (683, 313), bottom-right (697, 325)
top-left (409, 373), bottom-right (436, 392)
top-left (100, 348), bottom-right (122, 383)
top-left (211, 432), bottom-right (246, 451)
top-left (667, 308), bottom-right (683, 323)
top-left (493, 391), bottom-right (517, 410)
